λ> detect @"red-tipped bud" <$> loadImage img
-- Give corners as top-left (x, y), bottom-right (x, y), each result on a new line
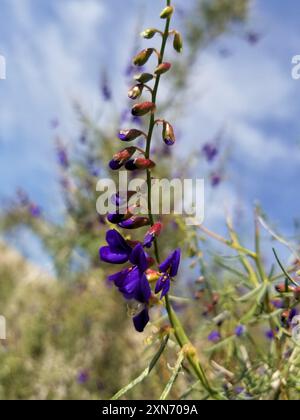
top-left (141, 28), bottom-right (158, 39)
top-left (132, 102), bottom-right (156, 117)
top-left (133, 48), bottom-right (154, 66)
top-left (134, 73), bottom-right (154, 84)
top-left (149, 222), bottom-right (163, 237)
top-left (113, 147), bottom-right (136, 162)
top-left (154, 62), bottom-right (172, 76)
top-left (162, 121), bottom-right (176, 146)
top-left (160, 5), bottom-right (174, 19)
top-left (275, 283), bottom-right (293, 293)
top-left (128, 84), bottom-right (143, 100)
top-left (118, 129), bottom-right (144, 142)
top-left (173, 31), bottom-right (183, 53)
top-left (134, 158), bottom-right (156, 169)
top-left (125, 158), bottom-right (156, 171)
top-left (143, 222), bottom-right (162, 248)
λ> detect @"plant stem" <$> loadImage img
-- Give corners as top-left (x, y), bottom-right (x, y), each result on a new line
top-left (144, 0), bottom-right (223, 400)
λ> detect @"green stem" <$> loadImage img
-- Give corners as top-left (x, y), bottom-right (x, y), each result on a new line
top-left (144, 2), bottom-right (223, 399)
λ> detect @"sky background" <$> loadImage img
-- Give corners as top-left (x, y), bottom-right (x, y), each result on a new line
top-left (0, 0), bottom-right (300, 269)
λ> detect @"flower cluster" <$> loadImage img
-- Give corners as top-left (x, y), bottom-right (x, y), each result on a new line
top-left (99, 2), bottom-right (182, 332)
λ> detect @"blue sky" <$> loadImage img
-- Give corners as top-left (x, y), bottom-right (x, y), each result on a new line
top-left (0, 0), bottom-right (300, 267)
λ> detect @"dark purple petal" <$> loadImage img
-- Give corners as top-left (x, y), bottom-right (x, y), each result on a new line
top-left (106, 230), bottom-right (131, 254)
top-left (99, 230), bottom-right (132, 264)
top-left (155, 275), bottom-right (170, 299)
top-left (143, 232), bottom-right (154, 248)
top-left (133, 308), bottom-right (150, 332)
top-left (99, 246), bottom-right (129, 264)
top-left (125, 160), bottom-right (138, 171)
top-left (159, 249), bottom-right (181, 277)
top-left (119, 269), bottom-right (151, 303)
top-left (119, 216), bottom-right (150, 230)
top-left (109, 160), bottom-right (123, 170)
top-left (130, 244), bottom-right (148, 272)
top-left (108, 268), bottom-right (130, 286)
top-left (107, 213), bottom-right (126, 224)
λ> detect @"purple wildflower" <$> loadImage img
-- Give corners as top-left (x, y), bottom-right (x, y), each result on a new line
top-left (208, 331), bottom-right (221, 342)
top-left (57, 148), bottom-right (69, 169)
top-left (29, 204), bottom-right (41, 218)
top-left (211, 173), bottom-right (222, 187)
top-left (77, 370), bottom-right (89, 385)
top-left (235, 325), bottom-right (246, 337)
top-left (155, 249), bottom-right (181, 299)
top-left (108, 250), bottom-right (151, 302)
top-left (99, 229), bottom-right (132, 264)
top-left (202, 143), bottom-right (218, 162)
top-left (265, 329), bottom-right (275, 341)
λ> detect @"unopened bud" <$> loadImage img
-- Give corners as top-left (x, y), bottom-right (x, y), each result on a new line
top-left (134, 73), bottom-right (154, 84)
top-left (160, 5), bottom-right (174, 19)
top-left (128, 84), bottom-right (143, 100)
top-left (113, 147), bottom-right (136, 162)
top-left (125, 158), bottom-right (156, 171)
top-left (162, 121), bottom-right (176, 146)
top-left (118, 129), bottom-right (144, 142)
top-left (154, 62), bottom-right (172, 76)
top-left (141, 28), bottom-right (158, 39)
top-left (118, 216), bottom-right (150, 230)
top-left (173, 31), bottom-right (183, 53)
top-left (133, 48), bottom-right (154, 66)
top-left (132, 102), bottom-right (156, 117)
top-left (143, 222), bottom-right (162, 248)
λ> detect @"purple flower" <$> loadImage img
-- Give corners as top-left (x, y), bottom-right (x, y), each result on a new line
top-left (208, 331), bottom-right (221, 342)
top-left (143, 223), bottom-right (162, 248)
top-left (99, 229), bottom-right (132, 264)
top-left (77, 370), bottom-right (89, 385)
top-left (211, 173), bottom-right (222, 187)
top-left (265, 329), bottom-right (275, 341)
top-left (202, 143), bottom-right (218, 162)
top-left (106, 243), bottom-right (151, 302)
top-left (57, 148), bottom-right (69, 169)
top-left (29, 204), bottom-right (41, 218)
top-left (271, 299), bottom-right (284, 309)
top-left (235, 325), bottom-right (245, 337)
top-left (155, 249), bottom-right (181, 299)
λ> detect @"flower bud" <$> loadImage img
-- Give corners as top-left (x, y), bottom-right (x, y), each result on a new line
top-left (113, 147), bottom-right (136, 162)
top-left (154, 62), bottom-right (172, 76)
top-left (109, 147), bottom-right (136, 170)
top-left (128, 84), bottom-right (143, 100)
top-left (118, 129), bottom-right (144, 142)
top-left (132, 102), bottom-right (156, 117)
top-left (133, 48), bottom-right (154, 66)
top-left (107, 211), bottom-right (131, 224)
top-left (134, 158), bottom-right (156, 169)
top-left (173, 31), bottom-right (183, 53)
top-left (143, 222), bottom-right (163, 248)
top-left (141, 28), bottom-right (157, 39)
top-left (160, 5), bottom-right (174, 19)
top-left (162, 121), bottom-right (176, 146)
top-left (134, 73), bottom-right (154, 84)
top-left (125, 158), bottom-right (156, 171)
top-left (118, 216), bottom-right (150, 230)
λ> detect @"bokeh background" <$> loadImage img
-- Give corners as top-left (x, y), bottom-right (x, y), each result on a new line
top-left (0, 0), bottom-right (300, 400)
